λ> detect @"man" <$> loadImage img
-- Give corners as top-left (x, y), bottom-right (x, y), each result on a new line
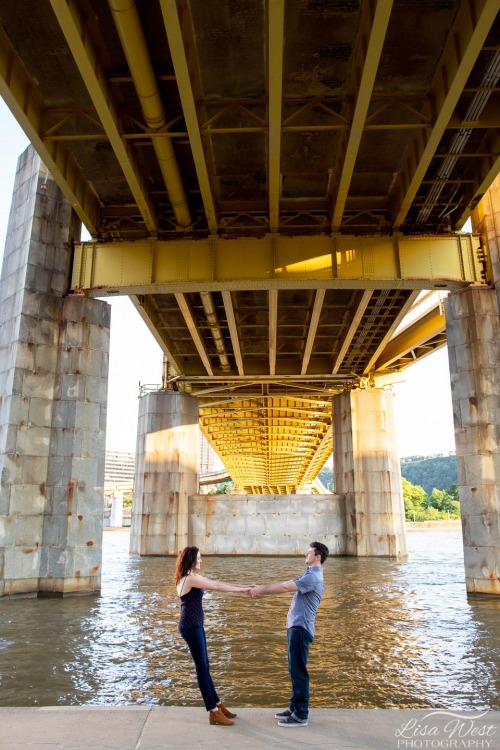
top-left (249, 541), bottom-right (329, 727)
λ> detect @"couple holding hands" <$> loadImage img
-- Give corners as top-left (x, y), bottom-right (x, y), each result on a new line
top-left (174, 541), bottom-right (329, 728)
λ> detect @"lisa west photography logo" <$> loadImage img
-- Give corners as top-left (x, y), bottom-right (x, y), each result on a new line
top-left (395, 710), bottom-right (497, 749)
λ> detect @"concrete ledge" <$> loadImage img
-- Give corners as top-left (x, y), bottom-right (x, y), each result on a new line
top-left (0, 707), bottom-right (497, 750)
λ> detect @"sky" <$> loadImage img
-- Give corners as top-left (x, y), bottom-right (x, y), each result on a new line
top-left (0, 98), bottom-right (457, 459)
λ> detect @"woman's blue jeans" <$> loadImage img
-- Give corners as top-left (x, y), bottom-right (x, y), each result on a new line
top-left (287, 625), bottom-right (314, 720)
top-left (180, 626), bottom-right (219, 711)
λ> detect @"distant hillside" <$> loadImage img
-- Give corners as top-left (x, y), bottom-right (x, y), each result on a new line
top-left (400, 455), bottom-right (457, 495)
top-left (319, 454), bottom-right (457, 495)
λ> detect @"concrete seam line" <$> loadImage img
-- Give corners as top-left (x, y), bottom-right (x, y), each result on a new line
top-left (134, 706), bottom-right (154, 750)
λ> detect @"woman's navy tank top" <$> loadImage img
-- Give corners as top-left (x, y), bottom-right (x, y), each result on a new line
top-left (179, 586), bottom-right (204, 630)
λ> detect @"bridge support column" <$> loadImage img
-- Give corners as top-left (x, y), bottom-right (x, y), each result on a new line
top-left (0, 146), bottom-right (110, 596)
top-left (333, 389), bottom-right (407, 556)
top-left (130, 390), bottom-right (199, 555)
top-left (445, 174), bottom-right (500, 597)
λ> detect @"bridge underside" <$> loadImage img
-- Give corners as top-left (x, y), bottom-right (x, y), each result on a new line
top-left (1, 1), bottom-right (500, 593)
top-left (1, 0), bottom-right (498, 491)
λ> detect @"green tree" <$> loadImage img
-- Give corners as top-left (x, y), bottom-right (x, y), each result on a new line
top-left (400, 455), bottom-right (457, 495)
top-left (402, 477), bottom-right (428, 521)
top-left (207, 482), bottom-right (232, 494)
top-left (428, 487), bottom-right (460, 517)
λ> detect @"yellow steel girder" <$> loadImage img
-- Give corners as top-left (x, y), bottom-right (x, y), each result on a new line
top-left (391, 0), bottom-right (499, 228)
top-left (0, 23), bottom-right (100, 234)
top-left (330, 0), bottom-right (394, 230)
top-left (160, 0), bottom-right (217, 233)
top-left (200, 394), bottom-right (333, 492)
top-left (49, 0), bottom-right (157, 234)
top-left (72, 233), bottom-right (486, 293)
top-left (374, 305), bottom-right (446, 372)
top-left (267, 0), bottom-right (285, 232)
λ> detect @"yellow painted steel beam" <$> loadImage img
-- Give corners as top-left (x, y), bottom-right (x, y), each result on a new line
top-left (391, 0), bottom-right (499, 228)
top-left (210, 442), bottom-right (319, 455)
top-left (203, 420), bottom-right (329, 431)
top-left (221, 291), bottom-right (244, 375)
top-left (202, 405), bottom-right (331, 419)
top-left (174, 293), bottom-right (214, 376)
top-left (204, 422), bottom-right (325, 436)
top-left (297, 436), bottom-right (333, 486)
top-left (0, 25), bottom-right (100, 234)
top-left (71, 234), bottom-right (485, 293)
top-left (268, 0), bottom-right (285, 231)
top-left (374, 305), bottom-right (446, 371)
top-left (109, 0), bottom-right (191, 229)
top-left (301, 289), bottom-right (326, 375)
top-left (332, 290), bottom-right (373, 374)
top-left (331, 0), bottom-right (394, 230)
top-left (160, 0), bottom-right (217, 233)
top-left (363, 290), bottom-right (420, 374)
top-left (269, 290), bottom-right (278, 376)
top-left (49, 0), bottom-right (157, 234)
top-left (203, 428), bottom-right (316, 439)
top-left (196, 394), bottom-right (331, 419)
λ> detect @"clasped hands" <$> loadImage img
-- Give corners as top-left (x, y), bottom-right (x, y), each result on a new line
top-left (243, 585), bottom-right (262, 598)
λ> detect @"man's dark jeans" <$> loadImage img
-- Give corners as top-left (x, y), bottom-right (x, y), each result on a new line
top-left (287, 625), bottom-right (314, 720)
top-left (180, 626), bottom-right (219, 711)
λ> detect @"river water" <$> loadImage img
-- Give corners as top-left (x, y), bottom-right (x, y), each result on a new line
top-left (0, 528), bottom-right (498, 709)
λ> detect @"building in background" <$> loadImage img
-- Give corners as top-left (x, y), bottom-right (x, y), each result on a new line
top-left (105, 436), bottom-right (221, 496)
top-left (104, 451), bottom-right (135, 498)
top-left (200, 433), bottom-right (221, 474)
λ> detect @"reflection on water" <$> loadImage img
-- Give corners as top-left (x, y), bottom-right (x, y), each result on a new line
top-left (0, 529), bottom-right (499, 709)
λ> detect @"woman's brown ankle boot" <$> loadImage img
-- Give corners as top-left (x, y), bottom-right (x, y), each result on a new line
top-left (218, 702), bottom-right (237, 718)
top-left (209, 707), bottom-right (234, 726)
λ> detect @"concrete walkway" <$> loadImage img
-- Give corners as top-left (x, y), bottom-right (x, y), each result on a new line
top-left (0, 707), bottom-right (498, 750)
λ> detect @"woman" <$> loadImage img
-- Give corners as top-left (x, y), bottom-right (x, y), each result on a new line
top-left (174, 545), bottom-right (249, 726)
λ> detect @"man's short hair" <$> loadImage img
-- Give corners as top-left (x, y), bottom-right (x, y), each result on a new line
top-left (311, 541), bottom-right (329, 564)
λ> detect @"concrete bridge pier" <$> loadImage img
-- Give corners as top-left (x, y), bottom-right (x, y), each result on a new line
top-left (333, 388), bottom-right (407, 557)
top-left (130, 390), bottom-right (199, 556)
top-left (0, 146), bottom-right (110, 597)
top-left (444, 176), bottom-right (500, 596)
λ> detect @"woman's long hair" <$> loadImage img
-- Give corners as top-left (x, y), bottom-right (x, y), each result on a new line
top-left (173, 546), bottom-right (199, 585)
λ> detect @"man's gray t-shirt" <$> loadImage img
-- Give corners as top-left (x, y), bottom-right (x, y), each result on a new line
top-left (286, 566), bottom-right (324, 638)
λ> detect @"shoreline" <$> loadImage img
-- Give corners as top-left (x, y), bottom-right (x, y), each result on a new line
top-left (406, 519), bottom-right (461, 529)
top-left (105, 520), bottom-right (463, 534)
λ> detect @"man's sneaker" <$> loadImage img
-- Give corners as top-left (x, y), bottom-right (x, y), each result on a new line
top-left (278, 715), bottom-right (308, 727)
top-left (274, 709), bottom-right (292, 719)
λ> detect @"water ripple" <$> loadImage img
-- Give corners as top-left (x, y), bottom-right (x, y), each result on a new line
top-left (0, 529), bottom-right (498, 709)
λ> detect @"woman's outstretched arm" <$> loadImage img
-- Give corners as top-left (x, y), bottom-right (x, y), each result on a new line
top-left (189, 574), bottom-right (251, 593)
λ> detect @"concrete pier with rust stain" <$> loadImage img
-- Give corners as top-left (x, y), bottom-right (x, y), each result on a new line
top-left (446, 175), bottom-right (500, 597)
top-left (333, 388), bottom-right (408, 557)
top-left (444, 284), bottom-right (500, 596)
top-left (0, 147), bottom-right (110, 596)
top-left (131, 387), bottom-right (408, 559)
top-left (130, 390), bottom-right (199, 556)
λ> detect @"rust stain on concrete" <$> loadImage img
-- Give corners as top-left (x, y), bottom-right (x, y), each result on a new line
top-left (86, 540), bottom-right (94, 547)
top-left (22, 542), bottom-right (39, 554)
top-left (67, 479), bottom-right (77, 514)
